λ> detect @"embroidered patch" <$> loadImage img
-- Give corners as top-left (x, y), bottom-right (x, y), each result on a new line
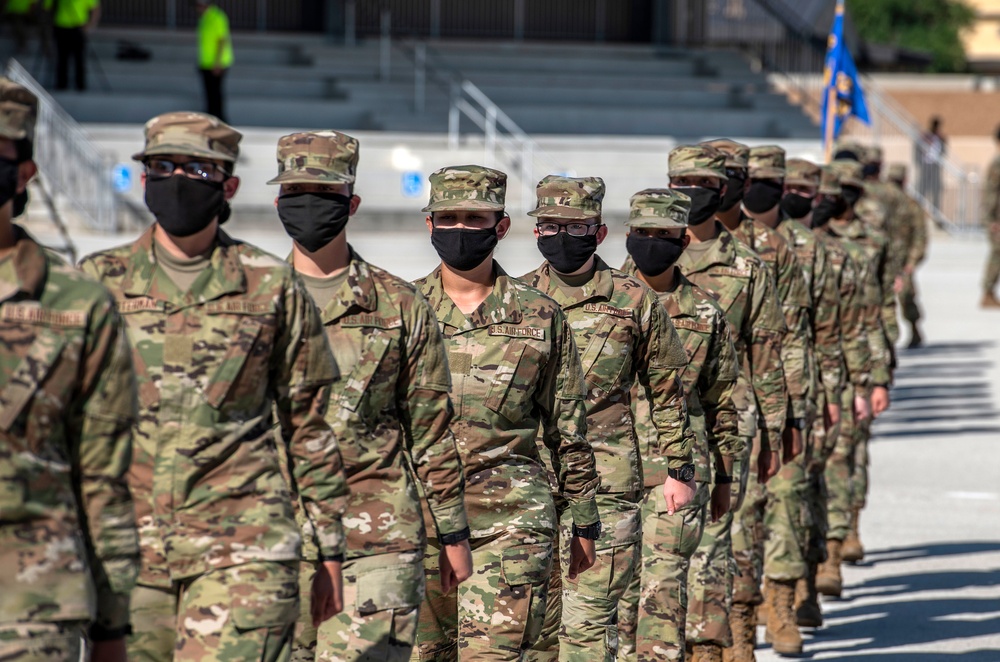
top-left (714, 267), bottom-right (751, 278)
top-left (672, 318), bottom-right (712, 333)
top-left (116, 297), bottom-right (163, 313)
top-left (204, 300), bottom-right (273, 315)
top-left (0, 303), bottom-right (86, 327)
top-left (488, 324), bottom-right (545, 340)
top-left (583, 303), bottom-right (633, 318)
top-left (342, 314), bottom-right (403, 329)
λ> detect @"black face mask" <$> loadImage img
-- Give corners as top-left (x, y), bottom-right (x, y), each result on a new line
top-left (431, 227), bottom-right (498, 272)
top-left (743, 180), bottom-right (784, 214)
top-left (626, 234), bottom-right (685, 278)
top-left (145, 175), bottom-right (225, 238)
top-left (674, 186), bottom-right (722, 226)
top-left (811, 197), bottom-right (847, 227)
top-left (719, 173), bottom-right (746, 212)
top-left (862, 163), bottom-right (880, 178)
top-left (537, 231), bottom-right (598, 274)
top-left (277, 192), bottom-right (352, 253)
top-left (0, 158), bottom-right (19, 208)
top-left (780, 193), bottom-right (814, 220)
top-left (842, 186), bottom-right (862, 208)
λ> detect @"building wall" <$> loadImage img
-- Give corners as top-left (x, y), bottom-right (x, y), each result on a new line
top-left (962, 0), bottom-right (1000, 68)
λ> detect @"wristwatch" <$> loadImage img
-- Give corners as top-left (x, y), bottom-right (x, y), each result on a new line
top-left (668, 463), bottom-right (696, 483)
top-left (439, 527), bottom-right (471, 546)
top-left (788, 418), bottom-right (807, 431)
top-left (572, 522), bottom-right (603, 540)
top-left (714, 473), bottom-right (735, 485)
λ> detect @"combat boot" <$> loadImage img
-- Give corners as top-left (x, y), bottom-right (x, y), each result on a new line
top-left (764, 579), bottom-right (803, 655)
top-left (816, 539), bottom-right (843, 597)
top-left (756, 582), bottom-right (769, 627)
top-left (691, 643), bottom-right (724, 662)
top-left (722, 602), bottom-right (756, 662)
top-left (906, 323), bottom-right (923, 349)
top-left (842, 508), bottom-right (865, 563)
top-left (981, 292), bottom-right (1000, 309)
top-left (795, 563), bottom-right (823, 628)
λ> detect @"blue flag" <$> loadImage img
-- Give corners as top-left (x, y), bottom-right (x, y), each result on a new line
top-left (822, 0), bottom-right (870, 152)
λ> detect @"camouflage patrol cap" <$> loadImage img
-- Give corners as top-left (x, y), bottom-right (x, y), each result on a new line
top-left (829, 159), bottom-right (865, 188)
top-left (887, 163), bottom-right (907, 181)
top-left (422, 165), bottom-right (506, 213)
top-left (131, 111), bottom-right (241, 163)
top-left (527, 175), bottom-right (604, 220)
top-left (832, 140), bottom-right (863, 161)
top-left (819, 166), bottom-right (842, 196)
top-left (703, 138), bottom-right (749, 169)
top-left (749, 145), bottom-right (786, 179)
top-left (786, 158), bottom-right (821, 187)
top-left (668, 145), bottom-right (728, 181)
top-left (0, 77), bottom-right (38, 142)
top-left (625, 188), bottom-right (691, 228)
top-left (861, 144), bottom-right (884, 165)
top-left (267, 130), bottom-right (359, 186)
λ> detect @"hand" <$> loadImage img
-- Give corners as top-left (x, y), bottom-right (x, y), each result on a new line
top-left (758, 447), bottom-right (780, 484)
top-left (90, 638), bottom-right (127, 662)
top-left (894, 275), bottom-right (905, 294)
top-left (439, 540), bottom-right (473, 595)
top-left (567, 536), bottom-right (596, 580)
top-left (663, 476), bottom-right (696, 515)
top-left (854, 395), bottom-right (871, 422)
top-left (871, 385), bottom-right (891, 417)
top-left (904, 264), bottom-right (915, 276)
top-left (710, 482), bottom-right (731, 522)
top-left (824, 402), bottom-right (841, 431)
top-left (310, 560), bottom-right (344, 627)
top-left (782, 426), bottom-right (803, 464)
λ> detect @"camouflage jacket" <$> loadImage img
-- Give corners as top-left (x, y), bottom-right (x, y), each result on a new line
top-left (814, 231), bottom-right (872, 393)
top-left (981, 154), bottom-right (1000, 227)
top-left (522, 256), bottom-right (693, 492)
top-left (2, 226), bottom-right (139, 631)
top-left (80, 226), bottom-right (347, 587)
top-left (895, 191), bottom-right (928, 271)
top-left (856, 186), bottom-right (902, 345)
top-left (776, 218), bottom-right (845, 409)
top-left (636, 269), bottom-right (741, 486)
top-left (416, 263), bottom-right (600, 535)
top-left (823, 220), bottom-right (892, 387)
top-left (298, 247), bottom-right (467, 559)
top-left (731, 216), bottom-right (810, 423)
top-left (669, 224), bottom-right (786, 450)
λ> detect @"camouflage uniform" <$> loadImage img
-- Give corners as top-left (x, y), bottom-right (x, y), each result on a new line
top-left (268, 132), bottom-right (469, 662)
top-left (412, 166), bottom-right (600, 661)
top-left (982, 153), bottom-right (1000, 299)
top-left (520, 180), bottom-right (693, 662)
top-left (0, 79), bottom-right (138, 661)
top-left (885, 165), bottom-right (928, 329)
top-left (79, 113), bottom-right (348, 662)
top-left (617, 189), bottom-right (742, 662)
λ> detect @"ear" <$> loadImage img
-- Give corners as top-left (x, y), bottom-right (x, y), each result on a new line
top-left (140, 172), bottom-right (147, 190)
top-left (425, 215), bottom-right (434, 235)
top-left (350, 194), bottom-right (362, 216)
top-left (719, 183), bottom-right (728, 198)
top-left (16, 160), bottom-right (37, 195)
top-left (595, 223), bottom-right (609, 246)
top-left (223, 175), bottom-right (240, 200)
top-left (532, 225), bottom-right (540, 240)
top-left (273, 195), bottom-right (279, 209)
top-left (495, 214), bottom-right (512, 240)
top-left (682, 234), bottom-right (691, 250)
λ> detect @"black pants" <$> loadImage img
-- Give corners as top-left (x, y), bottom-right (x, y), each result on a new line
top-left (200, 68), bottom-right (227, 122)
top-left (54, 26), bottom-right (86, 91)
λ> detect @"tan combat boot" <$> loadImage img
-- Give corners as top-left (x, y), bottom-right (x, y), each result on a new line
top-left (691, 643), bottom-right (725, 662)
top-left (816, 539), bottom-right (843, 597)
top-left (795, 563), bottom-right (823, 628)
top-left (982, 292), bottom-right (1000, 309)
top-left (842, 508), bottom-right (865, 562)
top-left (722, 602), bottom-right (757, 662)
top-left (756, 581), bottom-right (769, 627)
top-left (765, 579), bottom-right (803, 655)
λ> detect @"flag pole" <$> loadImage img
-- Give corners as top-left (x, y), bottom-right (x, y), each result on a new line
top-left (824, 85), bottom-right (836, 163)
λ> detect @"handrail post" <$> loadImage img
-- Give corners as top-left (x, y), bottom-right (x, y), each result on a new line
top-left (521, 140), bottom-right (533, 217)
top-left (380, 9), bottom-right (392, 81)
top-left (485, 106), bottom-right (498, 168)
top-left (415, 43), bottom-right (426, 113)
top-left (448, 82), bottom-right (460, 150)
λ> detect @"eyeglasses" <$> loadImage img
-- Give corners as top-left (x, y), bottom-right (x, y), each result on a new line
top-left (145, 158), bottom-right (230, 182)
top-left (725, 167), bottom-right (746, 180)
top-left (535, 222), bottom-right (601, 237)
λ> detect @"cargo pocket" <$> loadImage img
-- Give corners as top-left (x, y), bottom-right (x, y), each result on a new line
top-left (355, 562), bottom-right (425, 616)
top-left (205, 317), bottom-right (265, 409)
top-left (484, 343), bottom-right (544, 423)
top-left (498, 542), bottom-right (553, 653)
top-left (229, 566), bottom-right (300, 633)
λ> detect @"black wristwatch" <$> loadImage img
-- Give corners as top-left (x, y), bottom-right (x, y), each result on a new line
top-left (714, 473), bottom-right (735, 485)
top-left (668, 463), bottom-right (696, 483)
top-left (572, 521), bottom-right (603, 540)
top-left (439, 526), bottom-right (471, 546)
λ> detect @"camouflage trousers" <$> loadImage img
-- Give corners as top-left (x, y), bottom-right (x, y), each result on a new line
top-left (412, 529), bottom-right (553, 661)
top-left (128, 561), bottom-right (298, 662)
top-left (731, 435), bottom-right (767, 606)
top-left (617, 483), bottom-right (709, 662)
top-left (293, 552), bottom-right (425, 662)
top-left (851, 418), bottom-right (871, 512)
top-left (899, 271), bottom-right (922, 323)
top-left (824, 387), bottom-right (860, 541)
top-left (529, 492), bottom-right (641, 662)
top-left (0, 621), bottom-right (87, 661)
top-left (983, 225), bottom-right (1000, 293)
top-left (762, 450), bottom-right (810, 583)
top-left (803, 470), bottom-right (828, 566)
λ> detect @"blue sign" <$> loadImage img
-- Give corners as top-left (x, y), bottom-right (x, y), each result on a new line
top-left (112, 163), bottom-right (132, 193)
top-left (401, 171), bottom-right (423, 198)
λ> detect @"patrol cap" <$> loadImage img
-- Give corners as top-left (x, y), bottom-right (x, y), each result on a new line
top-left (422, 165), bottom-right (506, 213)
top-left (861, 144), bottom-right (884, 165)
top-left (527, 175), bottom-right (604, 220)
top-left (749, 145), bottom-right (786, 179)
top-left (832, 140), bottom-right (863, 162)
top-left (819, 166), bottom-right (842, 196)
top-left (703, 138), bottom-right (749, 169)
top-left (829, 159), bottom-right (865, 188)
top-left (668, 145), bottom-right (728, 181)
top-left (267, 130), bottom-right (359, 186)
top-left (0, 77), bottom-right (38, 142)
top-left (625, 188), bottom-right (691, 228)
top-left (132, 111), bottom-right (242, 163)
top-left (786, 158), bottom-right (821, 187)
top-left (887, 163), bottom-right (907, 181)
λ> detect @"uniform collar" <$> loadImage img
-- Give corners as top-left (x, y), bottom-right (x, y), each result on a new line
top-left (527, 254), bottom-right (614, 309)
top-left (0, 225), bottom-right (47, 304)
top-left (678, 222), bottom-right (737, 272)
top-left (420, 260), bottom-right (523, 332)
top-left (320, 246), bottom-right (378, 322)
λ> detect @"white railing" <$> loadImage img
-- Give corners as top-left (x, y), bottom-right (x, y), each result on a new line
top-left (5, 58), bottom-right (125, 233)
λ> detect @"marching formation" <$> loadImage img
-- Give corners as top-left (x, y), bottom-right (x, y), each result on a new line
top-left (1, 77), bottom-right (931, 662)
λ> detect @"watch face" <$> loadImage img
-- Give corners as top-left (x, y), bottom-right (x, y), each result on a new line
top-left (681, 464), bottom-right (695, 482)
